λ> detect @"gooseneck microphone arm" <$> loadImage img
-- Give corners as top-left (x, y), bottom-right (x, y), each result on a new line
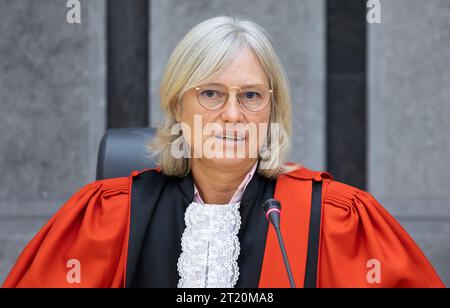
top-left (262, 199), bottom-right (296, 288)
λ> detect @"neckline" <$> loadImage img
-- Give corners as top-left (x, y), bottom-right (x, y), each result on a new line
top-left (189, 201), bottom-right (240, 208)
top-left (193, 162), bottom-right (258, 205)
top-left (176, 168), bottom-right (266, 208)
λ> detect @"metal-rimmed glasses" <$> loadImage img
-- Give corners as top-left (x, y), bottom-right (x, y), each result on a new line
top-left (193, 83), bottom-right (273, 112)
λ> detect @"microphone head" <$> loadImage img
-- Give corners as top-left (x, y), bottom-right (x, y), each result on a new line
top-left (262, 199), bottom-right (281, 214)
top-left (262, 199), bottom-right (282, 229)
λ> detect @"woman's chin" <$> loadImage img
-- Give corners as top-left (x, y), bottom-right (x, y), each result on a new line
top-left (206, 156), bottom-right (256, 170)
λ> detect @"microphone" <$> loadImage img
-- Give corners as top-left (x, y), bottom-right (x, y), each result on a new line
top-left (262, 199), bottom-right (296, 288)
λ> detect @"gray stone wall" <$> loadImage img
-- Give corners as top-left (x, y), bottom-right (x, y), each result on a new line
top-left (150, 0), bottom-right (326, 170)
top-left (0, 0), bottom-right (106, 283)
top-left (368, 0), bottom-right (450, 285)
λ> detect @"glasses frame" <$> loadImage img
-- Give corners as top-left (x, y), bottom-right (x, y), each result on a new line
top-left (193, 83), bottom-right (273, 112)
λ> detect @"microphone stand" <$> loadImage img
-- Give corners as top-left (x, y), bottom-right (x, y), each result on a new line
top-left (274, 226), bottom-right (296, 288)
top-left (263, 199), bottom-right (296, 288)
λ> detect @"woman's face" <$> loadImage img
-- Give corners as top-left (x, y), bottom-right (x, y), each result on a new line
top-left (176, 48), bottom-right (272, 170)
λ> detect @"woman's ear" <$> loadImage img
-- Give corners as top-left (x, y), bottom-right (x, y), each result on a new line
top-left (174, 101), bottom-right (183, 123)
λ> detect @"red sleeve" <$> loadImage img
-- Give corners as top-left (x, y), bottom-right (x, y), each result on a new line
top-left (319, 181), bottom-right (445, 288)
top-left (2, 177), bottom-right (131, 288)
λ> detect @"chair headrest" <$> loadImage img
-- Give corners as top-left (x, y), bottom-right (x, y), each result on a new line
top-left (96, 127), bottom-right (157, 180)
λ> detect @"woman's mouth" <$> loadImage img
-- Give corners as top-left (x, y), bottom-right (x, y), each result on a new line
top-left (214, 132), bottom-right (246, 144)
top-left (215, 135), bottom-right (245, 142)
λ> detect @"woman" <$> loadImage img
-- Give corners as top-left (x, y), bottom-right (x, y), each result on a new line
top-left (3, 16), bottom-right (444, 288)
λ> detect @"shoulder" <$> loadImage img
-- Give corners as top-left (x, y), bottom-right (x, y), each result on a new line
top-left (72, 168), bottom-right (179, 216)
top-left (80, 168), bottom-right (163, 198)
top-left (281, 163), bottom-right (379, 211)
top-left (322, 180), bottom-right (383, 216)
top-left (67, 176), bottom-right (131, 208)
top-left (95, 175), bottom-right (131, 194)
top-left (280, 163), bottom-right (334, 182)
top-left (324, 180), bottom-right (373, 203)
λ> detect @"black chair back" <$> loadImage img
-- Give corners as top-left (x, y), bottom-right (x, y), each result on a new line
top-left (96, 127), bottom-right (156, 180)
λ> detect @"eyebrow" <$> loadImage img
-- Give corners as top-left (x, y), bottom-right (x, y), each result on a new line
top-left (208, 82), bottom-right (270, 88)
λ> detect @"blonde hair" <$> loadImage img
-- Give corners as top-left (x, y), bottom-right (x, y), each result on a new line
top-left (149, 16), bottom-right (301, 178)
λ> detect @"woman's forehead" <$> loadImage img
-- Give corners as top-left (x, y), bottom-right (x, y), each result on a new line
top-left (207, 48), bottom-right (269, 87)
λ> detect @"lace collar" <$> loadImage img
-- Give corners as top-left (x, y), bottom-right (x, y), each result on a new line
top-left (177, 201), bottom-right (242, 288)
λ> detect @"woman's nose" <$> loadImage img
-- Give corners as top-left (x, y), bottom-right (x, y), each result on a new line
top-left (220, 91), bottom-right (244, 123)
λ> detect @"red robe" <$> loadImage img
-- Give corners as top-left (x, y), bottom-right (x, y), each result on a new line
top-left (2, 167), bottom-right (445, 288)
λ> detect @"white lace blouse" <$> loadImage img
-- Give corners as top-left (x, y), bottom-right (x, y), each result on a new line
top-left (177, 163), bottom-right (257, 288)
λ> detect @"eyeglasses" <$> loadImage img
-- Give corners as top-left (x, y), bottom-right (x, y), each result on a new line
top-left (194, 83), bottom-right (273, 112)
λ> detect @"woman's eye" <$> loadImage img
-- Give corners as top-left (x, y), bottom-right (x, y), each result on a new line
top-left (243, 92), bottom-right (259, 99)
top-left (201, 90), bottom-right (219, 98)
